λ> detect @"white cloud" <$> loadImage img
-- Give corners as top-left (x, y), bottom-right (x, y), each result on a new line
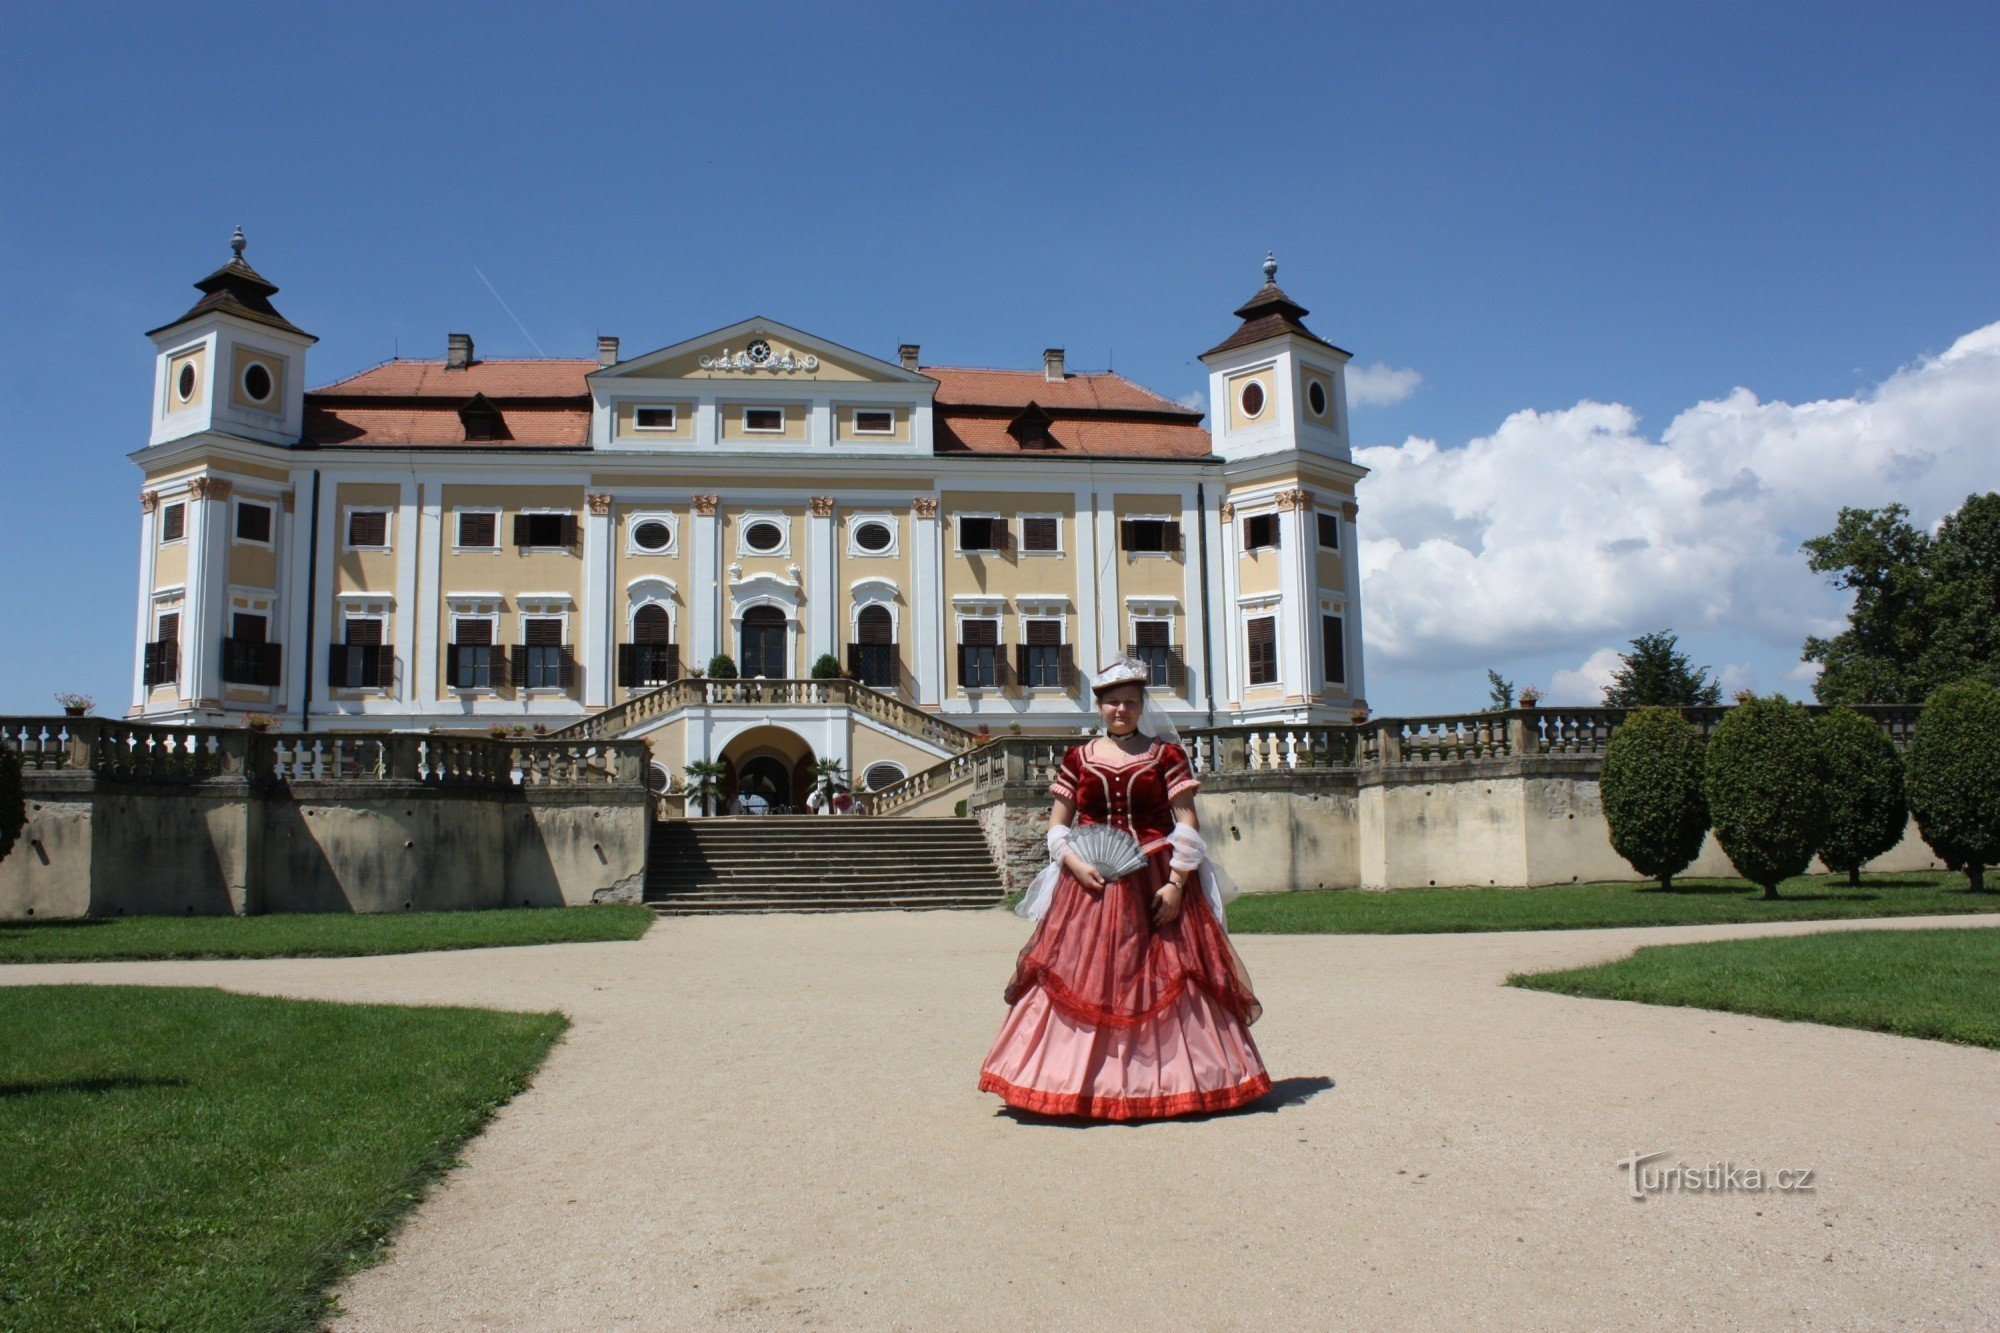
top-left (1346, 361), bottom-right (1424, 407)
top-left (1549, 647), bottom-right (1623, 704)
top-left (1357, 322), bottom-right (2000, 679)
top-left (1176, 389), bottom-right (1207, 417)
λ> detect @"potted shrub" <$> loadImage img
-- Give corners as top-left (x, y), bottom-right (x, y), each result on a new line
top-left (488, 724), bottom-right (510, 740)
top-left (1518, 685), bottom-right (1543, 709)
top-left (244, 713), bottom-right (274, 733)
top-left (1007, 721), bottom-right (1023, 735)
top-left (975, 724), bottom-right (993, 744)
top-left (55, 692), bottom-right (92, 718)
top-left (1349, 705), bottom-right (1369, 724)
top-left (810, 653), bottom-right (842, 680)
top-left (706, 654), bottom-right (739, 680)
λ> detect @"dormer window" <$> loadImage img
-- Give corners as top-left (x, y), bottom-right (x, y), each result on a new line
top-left (176, 363), bottom-right (197, 402)
top-left (1007, 402), bottom-right (1057, 450)
top-left (1307, 380), bottom-right (1328, 416)
top-left (241, 362), bottom-right (273, 403)
top-left (1240, 381), bottom-right (1266, 418)
top-left (459, 393), bottom-right (506, 442)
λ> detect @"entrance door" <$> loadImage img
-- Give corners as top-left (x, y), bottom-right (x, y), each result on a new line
top-left (741, 606), bottom-right (788, 678)
top-left (736, 756), bottom-right (789, 813)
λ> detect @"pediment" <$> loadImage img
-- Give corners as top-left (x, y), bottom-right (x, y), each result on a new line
top-left (596, 317), bottom-right (930, 387)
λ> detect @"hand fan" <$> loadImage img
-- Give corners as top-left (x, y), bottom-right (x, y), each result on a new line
top-left (1068, 824), bottom-right (1147, 882)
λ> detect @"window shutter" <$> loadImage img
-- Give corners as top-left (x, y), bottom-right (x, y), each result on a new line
top-left (446, 646), bottom-right (463, 689)
top-left (1058, 643), bottom-right (1076, 688)
top-left (991, 521), bottom-right (1010, 552)
top-left (494, 644), bottom-right (512, 689)
top-left (142, 642), bottom-right (161, 686)
top-left (617, 643), bottom-right (635, 687)
top-left (1164, 520), bottom-right (1183, 552)
top-left (562, 514), bottom-right (580, 547)
top-left (1013, 644), bottom-right (1030, 682)
top-left (955, 644), bottom-right (969, 681)
top-left (327, 643), bottom-right (349, 688)
top-left (1167, 646), bottom-right (1187, 690)
top-left (509, 644), bottom-right (527, 686)
top-left (560, 647), bottom-right (577, 691)
top-left (372, 645), bottom-right (395, 689)
top-left (513, 514), bottom-right (531, 547)
top-left (1119, 519), bottom-right (1135, 552)
top-left (260, 642), bottom-right (283, 687)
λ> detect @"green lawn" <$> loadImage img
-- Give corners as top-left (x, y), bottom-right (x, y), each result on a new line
top-left (1507, 927), bottom-right (2000, 1049)
top-left (1224, 871), bottom-right (1995, 934)
top-left (0, 985), bottom-right (566, 1330)
top-left (0, 903), bottom-right (654, 964)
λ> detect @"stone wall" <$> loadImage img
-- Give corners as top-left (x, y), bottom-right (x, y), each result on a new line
top-left (0, 719), bottom-right (652, 918)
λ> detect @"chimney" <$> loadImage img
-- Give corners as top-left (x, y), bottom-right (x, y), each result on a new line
top-left (446, 332), bottom-right (474, 369)
top-left (899, 343), bottom-right (921, 372)
top-left (1043, 347), bottom-right (1065, 382)
top-left (598, 335), bottom-right (620, 367)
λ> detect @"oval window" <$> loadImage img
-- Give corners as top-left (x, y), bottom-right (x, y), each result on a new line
top-left (633, 520), bottom-right (672, 551)
top-left (745, 521), bottom-right (783, 552)
top-left (1308, 381), bottom-right (1327, 416)
top-left (647, 763), bottom-right (672, 795)
top-left (243, 363), bottom-right (273, 402)
top-left (864, 762), bottom-right (905, 791)
top-left (1240, 381), bottom-right (1266, 418)
top-left (176, 362), bottom-right (197, 402)
top-left (854, 521), bottom-right (892, 552)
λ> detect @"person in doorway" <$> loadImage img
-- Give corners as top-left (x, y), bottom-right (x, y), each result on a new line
top-left (977, 657), bottom-right (1269, 1119)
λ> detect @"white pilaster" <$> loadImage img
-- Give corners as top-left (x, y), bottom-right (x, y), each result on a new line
top-left (185, 481), bottom-right (228, 709)
top-left (691, 501), bottom-right (719, 667)
top-left (1218, 502), bottom-right (1242, 707)
top-left (131, 500), bottom-right (157, 712)
top-left (309, 477), bottom-right (339, 711)
top-left (283, 476), bottom-right (315, 718)
top-left (1179, 487), bottom-right (1204, 710)
top-left (1275, 503), bottom-right (1306, 701)
top-left (807, 501), bottom-right (835, 665)
top-left (581, 497), bottom-right (612, 706)
top-left (911, 500), bottom-right (941, 706)
top-left (393, 479), bottom-right (421, 706)
top-left (1093, 499), bottom-right (1121, 667)
top-left (415, 485), bottom-right (444, 708)
top-left (1342, 506), bottom-right (1367, 703)
top-left (1072, 488), bottom-right (1100, 681)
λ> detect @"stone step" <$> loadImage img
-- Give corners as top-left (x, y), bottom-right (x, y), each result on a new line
top-left (650, 880), bottom-right (1002, 897)
top-left (645, 816), bottom-right (1004, 915)
top-left (648, 897), bottom-right (1005, 915)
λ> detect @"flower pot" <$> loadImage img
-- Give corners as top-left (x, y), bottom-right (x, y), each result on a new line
top-left (63, 706), bottom-right (87, 718)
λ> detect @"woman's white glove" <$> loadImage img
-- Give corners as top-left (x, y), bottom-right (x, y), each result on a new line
top-left (1167, 824), bottom-right (1207, 872)
top-left (1046, 825), bottom-right (1072, 863)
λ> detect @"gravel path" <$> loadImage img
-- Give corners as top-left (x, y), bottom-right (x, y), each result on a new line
top-left (6, 910), bottom-right (1996, 1329)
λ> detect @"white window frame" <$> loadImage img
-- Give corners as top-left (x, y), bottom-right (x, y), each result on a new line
top-left (515, 595), bottom-right (574, 696)
top-left (954, 511), bottom-right (1006, 555)
top-left (331, 599), bottom-right (393, 696)
top-left (734, 510), bottom-right (793, 559)
top-left (517, 507), bottom-right (573, 552)
top-left (625, 511), bottom-right (680, 557)
top-left (1239, 378), bottom-right (1267, 420)
top-left (453, 507), bottom-right (502, 553)
top-left (239, 357), bottom-right (277, 405)
top-left (1017, 611), bottom-right (1068, 693)
top-left (343, 506), bottom-right (394, 552)
top-left (953, 606), bottom-right (1005, 696)
top-left (742, 405), bottom-right (787, 434)
top-left (1305, 377), bottom-right (1329, 420)
top-left (1121, 513), bottom-right (1177, 560)
top-left (232, 497), bottom-right (276, 548)
top-left (445, 595), bottom-right (504, 696)
top-left (631, 405), bottom-right (679, 432)
top-left (1315, 509), bottom-right (1341, 551)
top-left (851, 407), bottom-right (896, 436)
top-left (171, 349), bottom-right (201, 406)
top-left (1240, 509), bottom-right (1280, 554)
top-left (846, 512), bottom-right (899, 558)
top-left (1018, 512), bottom-right (1065, 557)
top-left (158, 500), bottom-right (188, 547)
top-left (861, 760), bottom-right (907, 792)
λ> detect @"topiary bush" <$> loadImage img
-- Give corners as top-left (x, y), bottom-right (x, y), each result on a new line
top-left (810, 653), bottom-right (842, 680)
top-left (1601, 706), bottom-right (1709, 890)
top-left (1703, 695), bottom-right (1829, 899)
top-left (1813, 706), bottom-right (1909, 886)
top-left (705, 654), bottom-right (739, 680)
top-left (0, 748), bottom-right (22, 864)
top-left (1905, 681), bottom-right (2000, 892)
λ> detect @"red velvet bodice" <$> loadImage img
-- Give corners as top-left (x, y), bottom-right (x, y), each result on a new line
top-left (1049, 740), bottom-right (1200, 848)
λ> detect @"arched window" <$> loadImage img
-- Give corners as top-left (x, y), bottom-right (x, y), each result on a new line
top-left (740, 605), bottom-right (788, 678)
top-left (851, 605), bottom-right (895, 687)
top-left (633, 604), bottom-right (670, 643)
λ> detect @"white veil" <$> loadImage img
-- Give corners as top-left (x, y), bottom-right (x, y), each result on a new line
top-left (1014, 656), bottom-right (1238, 928)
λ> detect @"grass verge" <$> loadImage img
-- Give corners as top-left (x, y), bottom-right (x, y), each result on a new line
top-left (1507, 926), bottom-right (2000, 1049)
top-left (1224, 871), bottom-right (1995, 934)
top-left (0, 903), bottom-right (654, 964)
top-left (0, 984), bottom-right (566, 1330)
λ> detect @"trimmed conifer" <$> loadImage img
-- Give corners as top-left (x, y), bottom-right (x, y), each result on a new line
top-left (1905, 681), bottom-right (2000, 892)
top-left (1703, 695), bottom-right (1830, 899)
top-left (1813, 706), bottom-right (1909, 886)
top-left (1601, 706), bottom-right (1709, 890)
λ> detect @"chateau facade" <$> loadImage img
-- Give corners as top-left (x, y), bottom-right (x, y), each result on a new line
top-left (130, 234), bottom-right (1366, 800)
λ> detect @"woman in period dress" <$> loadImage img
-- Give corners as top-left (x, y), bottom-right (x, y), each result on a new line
top-left (977, 658), bottom-right (1271, 1120)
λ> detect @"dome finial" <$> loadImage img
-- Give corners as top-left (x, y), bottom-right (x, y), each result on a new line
top-left (230, 225), bottom-right (247, 260)
top-left (1262, 250), bottom-right (1278, 284)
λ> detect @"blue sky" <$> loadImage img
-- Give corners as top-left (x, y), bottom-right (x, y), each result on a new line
top-left (2, 1), bottom-right (1995, 716)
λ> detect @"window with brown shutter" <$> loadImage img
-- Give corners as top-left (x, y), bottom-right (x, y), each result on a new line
top-left (1019, 619), bottom-right (1064, 688)
top-left (1021, 517), bottom-right (1059, 552)
top-left (519, 617), bottom-right (568, 691)
top-left (449, 617), bottom-right (496, 690)
top-left (1120, 519), bottom-right (1180, 553)
top-left (513, 513), bottom-right (574, 548)
top-left (958, 618), bottom-right (1000, 689)
top-left (221, 612), bottom-right (281, 686)
top-left (160, 503), bottom-right (186, 543)
top-left (618, 604), bottom-right (677, 687)
top-left (849, 605), bottom-right (895, 687)
top-left (1244, 513), bottom-right (1279, 550)
top-left (347, 510), bottom-right (389, 548)
top-left (235, 503), bottom-right (273, 544)
top-left (1246, 616), bottom-right (1278, 686)
top-left (1317, 513), bottom-right (1341, 549)
top-left (330, 617), bottom-right (390, 689)
top-left (145, 611), bottom-right (181, 686)
top-left (1132, 619), bottom-right (1176, 688)
top-left (456, 511), bottom-right (497, 548)
top-left (1322, 614), bottom-right (1346, 685)
top-left (958, 516), bottom-right (1003, 552)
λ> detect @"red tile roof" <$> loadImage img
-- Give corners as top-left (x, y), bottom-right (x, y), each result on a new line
top-left (301, 358), bottom-right (1212, 457)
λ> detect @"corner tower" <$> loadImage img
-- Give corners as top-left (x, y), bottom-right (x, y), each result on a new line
top-left (146, 228), bottom-right (315, 449)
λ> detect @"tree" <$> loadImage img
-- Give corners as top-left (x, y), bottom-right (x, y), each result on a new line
top-left (1813, 707), bottom-right (1908, 886)
top-left (0, 749), bottom-right (23, 864)
top-left (1904, 681), bottom-right (2000, 892)
top-left (1485, 670), bottom-right (1515, 711)
top-left (1603, 631), bottom-right (1723, 708)
top-left (1703, 695), bottom-right (1829, 899)
top-left (705, 654), bottom-right (739, 680)
top-left (1600, 707), bottom-right (1709, 890)
top-left (682, 759), bottom-right (726, 818)
top-left (810, 653), bottom-right (843, 680)
top-left (1803, 493), bottom-right (2000, 704)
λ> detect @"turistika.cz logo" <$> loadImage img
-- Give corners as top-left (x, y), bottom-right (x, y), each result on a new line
top-left (1617, 1150), bottom-right (1818, 1201)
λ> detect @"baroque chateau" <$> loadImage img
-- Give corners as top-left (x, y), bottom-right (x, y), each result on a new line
top-left (130, 233), bottom-right (1366, 806)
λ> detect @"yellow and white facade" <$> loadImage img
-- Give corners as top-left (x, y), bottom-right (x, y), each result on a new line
top-left (132, 236), bottom-right (1366, 796)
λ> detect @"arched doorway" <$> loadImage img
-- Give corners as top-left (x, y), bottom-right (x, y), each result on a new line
top-left (716, 724), bottom-right (816, 816)
top-left (741, 605), bottom-right (788, 678)
top-left (736, 756), bottom-right (790, 813)
top-left (852, 605), bottom-right (894, 687)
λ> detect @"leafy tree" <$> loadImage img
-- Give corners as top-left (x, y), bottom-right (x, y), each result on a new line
top-left (682, 759), bottom-right (726, 818)
top-left (809, 758), bottom-right (851, 812)
top-left (1813, 706), bottom-right (1909, 886)
top-left (1703, 695), bottom-right (1829, 899)
top-left (1600, 707), bottom-right (1709, 890)
top-left (1485, 670), bottom-right (1515, 711)
top-left (1603, 631), bottom-right (1723, 708)
top-left (0, 749), bottom-right (23, 864)
top-left (810, 653), bottom-right (843, 680)
top-left (1904, 681), bottom-right (2000, 892)
top-left (1803, 492), bottom-right (2000, 704)
top-left (705, 654), bottom-right (739, 680)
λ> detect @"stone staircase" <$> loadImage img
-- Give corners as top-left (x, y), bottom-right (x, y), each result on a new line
top-left (646, 817), bottom-right (1008, 914)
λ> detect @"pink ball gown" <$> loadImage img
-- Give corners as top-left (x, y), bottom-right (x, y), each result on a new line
top-left (978, 739), bottom-right (1271, 1120)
